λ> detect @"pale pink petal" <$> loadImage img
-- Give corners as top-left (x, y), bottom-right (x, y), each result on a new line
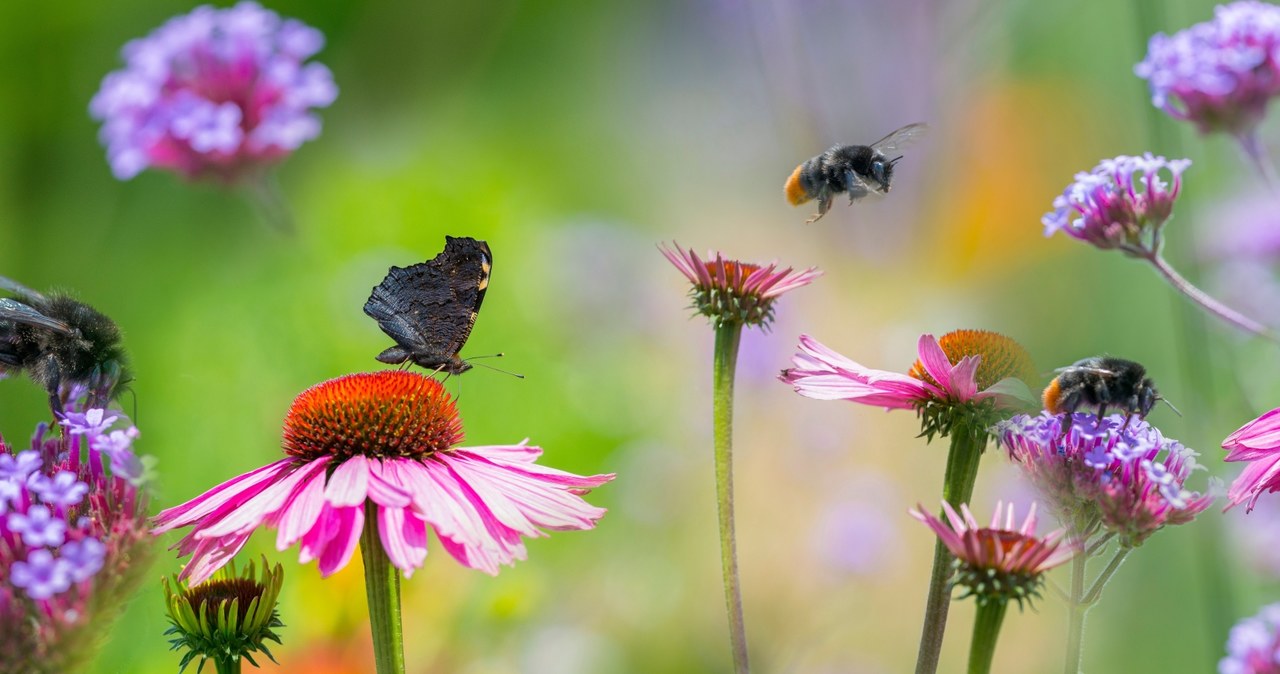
top-left (179, 532), bottom-right (252, 585)
top-left (152, 459), bottom-right (294, 532)
top-left (1227, 454), bottom-right (1280, 511)
top-left (445, 452), bottom-right (609, 532)
top-left (325, 455), bottom-right (370, 507)
top-left (273, 459), bottom-right (330, 550)
top-left (197, 458), bottom-right (327, 538)
top-left (1225, 408), bottom-right (1280, 450)
top-left (367, 459), bottom-right (412, 508)
top-left (298, 504), bottom-right (363, 576)
top-left (946, 355), bottom-right (981, 401)
top-left (378, 506), bottom-right (428, 576)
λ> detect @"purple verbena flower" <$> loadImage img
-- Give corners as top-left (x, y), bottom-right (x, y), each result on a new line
top-left (59, 409), bottom-right (119, 437)
top-left (9, 550), bottom-right (72, 602)
top-left (27, 472), bottom-right (88, 510)
top-left (89, 1), bottom-right (338, 182)
top-left (0, 451), bottom-right (42, 483)
top-left (1136, 1), bottom-right (1280, 137)
top-left (997, 412), bottom-right (1215, 546)
top-left (60, 538), bottom-right (106, 584)
top-left (91, 427), bottom-right (145, 486)
top-left (7, 505), bottom-right (67, 548)
top-left (1221, 603), bottom-right (1280, 674)
top-left (1043, 154), bottom-right (1191, 256)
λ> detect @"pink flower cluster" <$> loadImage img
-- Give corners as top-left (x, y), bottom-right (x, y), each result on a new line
top-left (998, 413), bottom-right (1214, 546)
top-left (1042, 154), bottom-right (1191, 255)
top-left (0, 406), bottom-right (151, 672)
top-left (89, 2), bottom-right (337, 182)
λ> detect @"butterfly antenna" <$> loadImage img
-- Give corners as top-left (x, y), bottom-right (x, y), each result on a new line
top-left (466, 353), bottom-right (525, 379)
top-left (1160, 397), bottom-right (1182, 417)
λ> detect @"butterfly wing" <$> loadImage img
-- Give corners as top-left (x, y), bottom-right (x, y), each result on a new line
top-left (363, 237), bottom-right (491, 367)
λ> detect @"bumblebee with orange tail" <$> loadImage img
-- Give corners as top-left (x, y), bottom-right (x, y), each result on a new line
top-left (1042, 356), bottom-right (1177, 429)
top-left (784, 122), bottom-right (927, 223)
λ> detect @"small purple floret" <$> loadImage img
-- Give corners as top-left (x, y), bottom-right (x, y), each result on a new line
top-left (10, 549), bottom-right (73, 601)
top-left (7, 504), bottom-right (68, 548)
top-left (60, 538), bottom-right (107, 583)
top-left (28, 471), bottom-right (89, 509)
top-left (0, 450), bottom-right (43, 483)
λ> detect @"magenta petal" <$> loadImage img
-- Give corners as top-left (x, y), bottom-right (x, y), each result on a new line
top-left (316, 506), bottom-right (363, 577)
top-left (1225, 408), bottom-right (1280, 450)
top-left (367, 459), bottom-right (413, 508)
top-left (947, 355), bottom-right (981, 401)
top-left (915, 334), bottom-right (955, 390)
top-left (196, 458), bottom-right (326, 538)
top-left (325, 455), bottom-right (370, 507)
top-left (378, 505), bottom-right (428, 576)
top-left (179, 532), bottom-right (252, 586)
top-left (273, 460), bottom-right (330, 550)
top-left (152, 459), bottom-right (293, 532)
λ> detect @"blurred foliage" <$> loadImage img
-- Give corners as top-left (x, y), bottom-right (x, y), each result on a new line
top-left (0, 0), bottom-right (1275, 672)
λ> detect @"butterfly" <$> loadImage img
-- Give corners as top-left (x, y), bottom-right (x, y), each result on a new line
top-left (364, 236), bottom-right (492, 375)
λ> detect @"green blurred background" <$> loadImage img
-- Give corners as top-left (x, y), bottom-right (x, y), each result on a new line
top-left (1, 0), bottom-right (1277, 671)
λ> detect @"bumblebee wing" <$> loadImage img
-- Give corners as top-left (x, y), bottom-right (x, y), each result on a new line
top-left (0, 276), bottom-right (49, 307)
top-left (870, 122), bottom-right (927, 155)
top-left (0, 298), bottom-right (72, 333)
top-left (1053, 365), bottom-right (1115, 377)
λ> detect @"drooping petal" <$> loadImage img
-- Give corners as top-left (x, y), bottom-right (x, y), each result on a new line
top-left (378, 505), bottom-right (428, 576)
top-left (152, 459), bottom-right (294, 533)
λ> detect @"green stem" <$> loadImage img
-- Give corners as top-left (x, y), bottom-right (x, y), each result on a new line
top-left (967, 600), bottom-right (1009, 674)
top-left (1082, 547), bottom-right (1131, 605)
top-left (213, 656), bottom-right (241, 674)
top-left (361, 502), bottom-right (405, 674)
top-left (915, 425), bottom-right (987, 674)
top-left (1064, 543), bottom-right (1088, 674)
top-left (712, 321), bottom-right (750, 674)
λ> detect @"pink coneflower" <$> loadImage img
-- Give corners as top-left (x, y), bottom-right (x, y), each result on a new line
top-left (659, 242), bottom-right (820, 328)
top-left (911, 501), bottom-right (1075, 605)
top-left (911, 501), bottom-right (1076, 674)
top-left (1224, 408), bottom-right (1280, 512)
top-left (783, 330), bottom-right (1036, 440)
top-left (152, 371), bottom-right (613, 585)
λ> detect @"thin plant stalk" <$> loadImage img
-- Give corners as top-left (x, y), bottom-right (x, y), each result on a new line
top-left (361, 503), bottom-right (405, 674)
top-left (968, 600), bottom-right (1009, 674)
top-left (1237, 130), bottom-right (1280, 191)
top-left (915, 424), bottom-right (986, 674)
top-left (1063, 544), bottom-right (1131, 674)
top-left (713, 320), bottom-right (750, 674)
top-left (1141, 252), bottom-right (1275, 340)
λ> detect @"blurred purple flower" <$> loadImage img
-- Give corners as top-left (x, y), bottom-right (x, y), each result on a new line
top-left (59, 538), bottom-right (106, 584)
top-left (1198, 189), bottom-right (1280, 330)
top-left (0, 451), bottom-right (42, 483)
top-left (998, 413), bottom-right (1215, 546)
top-left (90, 1), bottom-right (337, 182)
top-left (9, 550), bottom-right (72, 602)
top-left (27, 472), bottom-right (88, 510)
top-left (1136, 1), bottom-right (1280, 137)
top-left (8, 505), bottom-right (67, 548)
top-left (1043, 153), bottom-right (1190, 255)
top-left (1221, 603), bottom-right (1280, 674)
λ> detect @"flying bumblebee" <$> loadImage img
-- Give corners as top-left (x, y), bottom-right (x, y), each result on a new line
top-left (0, 276), bottom-right (129, 412)
top-left (784, 122), bottom-right (927, 223)
top-left (1042, 356), bottom-right (1175, 426)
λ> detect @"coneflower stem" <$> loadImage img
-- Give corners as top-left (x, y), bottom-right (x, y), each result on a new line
top-left (214, 657), bottom-right (242, 674)
top-left (915, 424), bottom-right (987, 674)
top-left (967, 600), bottom-right (1008, 674)
top-left (712, 320), bottom-right (750, 674)
top-left (1143, 252), bottom-right (1276, 341)
top-left (1064, 542), bottom-right (1088, 674)
top-left (361, 503), bottom-right (405, 674)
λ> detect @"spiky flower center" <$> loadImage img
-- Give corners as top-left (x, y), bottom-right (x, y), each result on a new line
top-left (951, 529), bottom-right (1049, 608)
top-left (185, 578), bottom-right (265, 625)
top-left (691, 260), bottom-right (775, 327)
top-left (908, 329), bottom-right (1035, 390)
top-left (282, 371), bottom-right (463, 461)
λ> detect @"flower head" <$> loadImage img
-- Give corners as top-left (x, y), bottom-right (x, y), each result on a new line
top-left (910, 501), bottom-right (1076, 607)
top-left (0, 397), bottom-right (152, 673)
top-left (998, 413), bottom-right (1215, 546)
top-left (163, 556), bottom-right (285, 672)
top-left (1221, 603), bottom-right (1280, 674)
top-left (660, 242), bottom-right (820, 328)
top-left (1136, 1), bottom-right (1280, 137)
top-left (90, 1), bottom-right (338, 182)
top-left (1223, 407), bottom-right (1280, 512)
top-left (153, 371), bottom-right (614, 585)
top-left (783, 330), bottom-right (1036, 439)
top-left (1043, 154), bottom-right (1191, 255)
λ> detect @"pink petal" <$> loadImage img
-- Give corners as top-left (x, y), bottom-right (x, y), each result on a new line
top-left (326, 455), bottom-right (370, 507)
top-left (378, 506), bottom-right (428, 576)
top-left (367, 459), bottom-right (413, 508)
top-left (915, 334), bottom-right (955, 390)
top-left (178, 532), bottom-right (252, 586)
top-left (1225, 408), bottom-right (1280, 450)
top-left (273, 460), bottom-right (330, 550)
top-left (946, 355), bottom-right (981, 401)
top-left (299, 504), bottom-right (364, 577)
top-left (196, 458), bottom-right (327, 539)
top-left (152, 459), bottom-right (293, 532)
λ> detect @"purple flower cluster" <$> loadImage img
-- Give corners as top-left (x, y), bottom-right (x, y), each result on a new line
top-left (90, 1), bottom-right (337, 182)
top-left (0, 402), bottom-right (151, 671)
top-left (1043, 153), bottom-right (1191, 256)
top-left (1136, 1), bottom-right (1280, 136)
top-left (1221, 603), bottom-right (1280, 674)
top-left (997, 413), bottom-right (1215, 547)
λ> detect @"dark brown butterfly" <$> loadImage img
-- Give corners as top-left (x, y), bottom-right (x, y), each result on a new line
top-left (363, 236), bottom-right (491, 375)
